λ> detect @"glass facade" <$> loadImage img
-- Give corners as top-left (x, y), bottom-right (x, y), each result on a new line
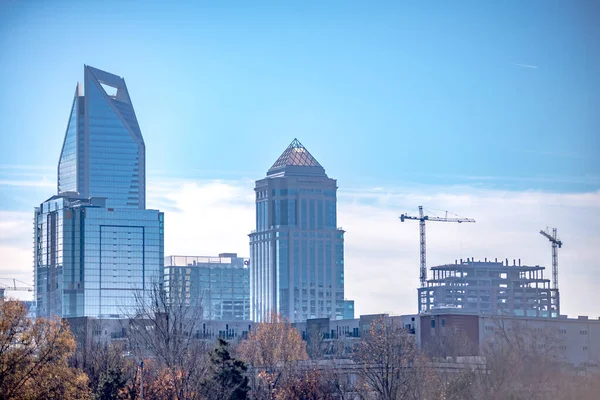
top-left (35, 66), bottom-right (160, 319)
top-left (250, 139), bottom-right (350, 323)
top-left (34, 195), bottom-right (164, 318)
top-left (164, 255), bottom-right (250, 321)
top-left (57, 94), bottom-right (79, 193)
top-left (57, 65), bottom-right (145, 209)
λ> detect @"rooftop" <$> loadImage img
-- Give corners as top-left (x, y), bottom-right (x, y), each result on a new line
top-left (165, 254), bottom-right (249, 267)
top-left (267, 138), bottom-right (326, 176)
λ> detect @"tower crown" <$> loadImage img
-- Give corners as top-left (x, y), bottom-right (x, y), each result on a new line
top-left (267, 138), bottom-right (325, 177)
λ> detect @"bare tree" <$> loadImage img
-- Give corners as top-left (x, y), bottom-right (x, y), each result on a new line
top-left (353, 316), bottom-right (435, 400)
top-left (477, 316), bottom-right (565, 400)
top-left (424, 326), bottom-right (478, 360)
top-left (127, 282), bottom-right (208, 400)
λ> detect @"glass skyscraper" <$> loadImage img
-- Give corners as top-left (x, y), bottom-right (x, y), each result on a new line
top-left (164, 254), bottom-right (250, 321)
top-left (57, 65), bottom-right (145, 209)
top-left (34, 66), bottom-right (163, 319)
top-left (250, 139), bottom-right (350, 323)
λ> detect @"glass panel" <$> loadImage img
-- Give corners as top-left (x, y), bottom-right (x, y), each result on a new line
top-left (58, 95), bottom-right (78, 193)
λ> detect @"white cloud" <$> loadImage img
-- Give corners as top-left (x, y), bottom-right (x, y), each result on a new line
top-left (512, 63), bottom-right (539, 69)
top-left (2, 182), bottom-right (599, 319)
top-left (0, 180), bottom-right (55, 188)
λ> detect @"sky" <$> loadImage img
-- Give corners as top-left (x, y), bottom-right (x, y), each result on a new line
top-left (0, 1), bottom-right (599, 317)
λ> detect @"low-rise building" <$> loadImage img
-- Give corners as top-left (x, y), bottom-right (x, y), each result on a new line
top-left (420, 310), bottom-right (600, 370)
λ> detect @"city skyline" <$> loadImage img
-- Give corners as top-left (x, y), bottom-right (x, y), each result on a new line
top-left (1, 1), bottom-right (598, 318)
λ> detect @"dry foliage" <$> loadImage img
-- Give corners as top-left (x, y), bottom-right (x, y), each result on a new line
top-left (238, 313), bottom-right (307, 368)
top-left (238, 313), bottom-right (309, 399)
top-left (0, 300), bottom-right (91, 399)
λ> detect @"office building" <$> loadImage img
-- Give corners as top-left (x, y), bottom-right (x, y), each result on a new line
top-left (34, 196), bottom-right (163, 318)
top-left (418, 258), bottom-right (559, 318)
top-left (249, 139), bottom-right (350, 322)
top-left (164, 254), bottom-right (250, 321)
top-left (57, 65), bottom-right (145, 209)
top-left (34, 66), bottom-right (163, 319)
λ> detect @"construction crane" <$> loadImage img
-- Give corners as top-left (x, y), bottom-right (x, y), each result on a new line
top-left (0, 279), bottom-right (33, 299)
top-left (400, 206), bottom-right (476, 287)
top-left (539, 227), bottom-right (562, 291)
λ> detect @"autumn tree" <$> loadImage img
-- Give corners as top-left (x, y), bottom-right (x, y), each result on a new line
top-left (0, 300), bottom-right (91, 399)
top-left (238, 313), bottom-right (308, 399)
top-left (272, 366), bottom-right (337, 400)
top-left (238, 313), bottom-right (307, 368)
top-left (201, 338), bottom-right (249, 400)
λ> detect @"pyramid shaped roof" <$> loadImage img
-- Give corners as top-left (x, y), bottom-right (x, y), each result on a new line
top-left (267, 139), bottom-right (325, 176)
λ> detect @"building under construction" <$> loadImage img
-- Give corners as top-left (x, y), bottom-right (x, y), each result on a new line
top-left (418, 258), bottom-right (559, 318)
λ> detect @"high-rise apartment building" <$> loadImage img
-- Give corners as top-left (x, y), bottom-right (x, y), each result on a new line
top-left (164, 254), bottom-right (250, 321)
top-left (249, 139), bottom-right (349, 323)
top-left (34, 66), bottom-right (163, 319)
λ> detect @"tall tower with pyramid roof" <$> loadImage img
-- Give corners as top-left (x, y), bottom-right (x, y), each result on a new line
top-left (249, 139), bottom-right (351, 322)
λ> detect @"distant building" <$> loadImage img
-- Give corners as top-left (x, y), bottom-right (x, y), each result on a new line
top-left (34, 66), bottom-right (163, 319)
top-left (344, 299), bottom-right (355, 320)
top-left (164, 254), bottom-right (250, 321)
top-left (292, 311), bottom-right (600, 370)
top-left (66, 316), bottom-right (254, 349)
top-left (421, 310), bottom-right (600, 370)
top-left (418, 258), bottom-right (559, 318)
top-left (249, 139), bottom-right (351, 322)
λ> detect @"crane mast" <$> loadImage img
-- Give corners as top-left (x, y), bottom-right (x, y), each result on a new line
top-left (539, 228), bottom-right (562, 291)
top-left (400, 206), bottom-right (475, 287)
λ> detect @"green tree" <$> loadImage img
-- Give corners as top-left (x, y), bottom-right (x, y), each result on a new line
top-left (202, 338), bottom-right (249, 400)
top-left (95, 367), bottom-right (126, 400)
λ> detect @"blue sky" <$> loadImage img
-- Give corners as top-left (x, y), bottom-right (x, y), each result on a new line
top-left (1, 0), bottom-right (598, 197)
top-left (1, 1), bottom-right (599, 316)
